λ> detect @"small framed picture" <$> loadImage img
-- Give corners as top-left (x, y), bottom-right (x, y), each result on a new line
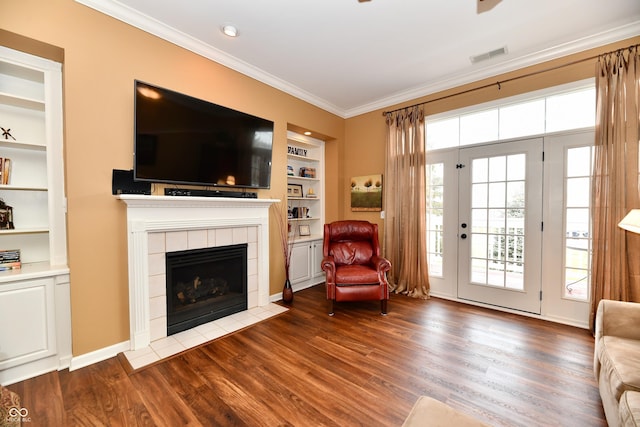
top-left (299, 225), bottom-right (311, 236)
top-left (287, 183), bottom-right (303, 197)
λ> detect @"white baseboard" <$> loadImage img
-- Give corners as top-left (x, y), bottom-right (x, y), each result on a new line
top-left (69, 340), bottom-right (130, 371)
top-left (429, 292), bottom-right (589, 330)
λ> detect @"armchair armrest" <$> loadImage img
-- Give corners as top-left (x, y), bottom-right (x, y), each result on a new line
top-left (321, 256), bottom-right (336, 274)
top-left (322, 255), bottom-right (336, 299)
top-left (595, 299), bottom-right (640, 342)
top-left (371, 255), bottom-right (391, 273)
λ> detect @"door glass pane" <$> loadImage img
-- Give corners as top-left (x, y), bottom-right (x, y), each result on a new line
top-left (489, 156), bottom-right (506, 181)
top-left (471, 258), bottom-right (487, 283)
top-left (472, 158), bottom-right (488, 182)
top-left (472, 183), bottom-right (488, 208)
top-left (488, 209), bottom-right (505, 233)
top-left (506, 262), bottom-right (524, 289)
top-left (426, 163), bottom-right (444, 277)
top-left (488, 183), bottom-right (505, 207)
top-left (507, 154), bottom-right (526, 181)
top-left (472, 208), bottom-right (487, 233)
top-left (470, 153), bottom-right (526, 290)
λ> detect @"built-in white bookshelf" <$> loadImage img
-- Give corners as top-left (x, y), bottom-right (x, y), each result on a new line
top-left (0, 46), bottom-right (71, 386)
top-left (286, 131), bottom-right (325, 290)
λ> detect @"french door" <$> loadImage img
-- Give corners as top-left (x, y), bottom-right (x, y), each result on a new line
top-left (457, 138), bottom-right (543, 314)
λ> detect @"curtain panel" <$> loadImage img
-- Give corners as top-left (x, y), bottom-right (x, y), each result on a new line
top-left (590, 45), bottom-right (640, 330)
top-left (383, 106), bottom-right (430, 299)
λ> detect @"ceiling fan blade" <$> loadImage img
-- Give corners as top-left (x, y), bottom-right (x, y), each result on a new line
top-left (478, 0), bottom-right (501, 13)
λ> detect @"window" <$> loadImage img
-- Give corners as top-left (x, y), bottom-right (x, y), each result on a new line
top-left (426, 163), bottom-right (444, 276)
top-left (563, 146), bottom-right (593, 300)
top-left (426, 82), bottom-right (595, 151)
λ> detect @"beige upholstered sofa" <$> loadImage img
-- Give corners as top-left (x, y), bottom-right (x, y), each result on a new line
top-left (594, 299), bottom-right (640, 427)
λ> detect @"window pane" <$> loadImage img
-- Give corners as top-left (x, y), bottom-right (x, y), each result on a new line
top-left (547, 88), bottom-right (596, 132)
top-left (567, 146), bottom-right (592, 177)
top-left (460, 110), bottom-right (498, 145)
top-left (566, 208), bottom-right (589, 238)
top-left (426, 117), bottom-right (459, 151)
top-left (499, 99), bottom-right (545, 139)
top-left (566, 177), bottom-right (590, 207)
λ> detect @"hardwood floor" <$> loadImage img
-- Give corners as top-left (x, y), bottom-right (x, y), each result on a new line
top-left (6, 284), bottom-right (605, 426)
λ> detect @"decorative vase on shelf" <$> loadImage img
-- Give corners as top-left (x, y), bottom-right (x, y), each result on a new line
top-left (282, 278), bottom-right (293, 304)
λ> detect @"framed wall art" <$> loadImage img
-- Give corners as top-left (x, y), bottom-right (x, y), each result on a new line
top-left (350, 174), bottom-right (383, 212)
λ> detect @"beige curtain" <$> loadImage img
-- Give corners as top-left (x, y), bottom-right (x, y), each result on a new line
top-left (383, 106), bottom-right (430, 299)
top-left (590, 45), bottom-right (640, 330)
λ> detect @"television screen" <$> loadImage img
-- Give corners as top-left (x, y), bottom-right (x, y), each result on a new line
top-left (134, 81), bottom-right (273, 189)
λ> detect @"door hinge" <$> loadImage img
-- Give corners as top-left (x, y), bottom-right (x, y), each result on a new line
top-left (539, 291), bottom-right (543, 301)
top-left (541, 221), bottom-right (544, 232)
top-left (542, 151), bottom-right (545, 161)
top-left (456, 163), bottom-right (465, 169)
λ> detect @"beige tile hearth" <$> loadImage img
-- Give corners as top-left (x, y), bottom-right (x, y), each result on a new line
top-left (123, 303), bottom-right (288, 370)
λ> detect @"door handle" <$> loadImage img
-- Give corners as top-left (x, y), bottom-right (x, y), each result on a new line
top-left (460, 233), bottom-right (467, 239)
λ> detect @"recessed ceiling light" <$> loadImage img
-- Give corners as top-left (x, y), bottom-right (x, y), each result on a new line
top-left (304, 131), bottom-right (312, 136)
top-left (222, 25), bottom-right (238, 37)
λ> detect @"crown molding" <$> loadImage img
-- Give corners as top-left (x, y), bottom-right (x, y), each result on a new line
top-left (74, 0), bottom-right (344, 116)
top-left (344, 21), bottom-right (640, 118)
top-left (75, 1), bottom-right (639, 119)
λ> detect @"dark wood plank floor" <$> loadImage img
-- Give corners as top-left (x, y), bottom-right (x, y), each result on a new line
top-left (6, 284), bottom-right (605, 426)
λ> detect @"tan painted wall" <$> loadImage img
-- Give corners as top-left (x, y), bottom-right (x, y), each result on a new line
top-left (1, 0), bottom-right (343, 356)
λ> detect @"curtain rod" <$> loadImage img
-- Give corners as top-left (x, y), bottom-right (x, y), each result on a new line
top-left (381, 43), bottom-right (639, 116)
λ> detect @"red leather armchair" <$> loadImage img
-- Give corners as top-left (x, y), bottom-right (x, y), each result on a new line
top-left (321, 220), bottom-right (391, 316)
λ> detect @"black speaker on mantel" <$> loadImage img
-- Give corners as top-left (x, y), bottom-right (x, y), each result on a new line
top-left (112, 169), bottom-right (151, 195)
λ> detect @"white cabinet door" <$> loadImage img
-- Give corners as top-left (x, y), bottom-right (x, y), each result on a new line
top-left (0, 277), bottom-right (56, 371)
top-left (311, 239), bottom-right (324, 281)
top-left (289, 242), bottom-right (311, 285)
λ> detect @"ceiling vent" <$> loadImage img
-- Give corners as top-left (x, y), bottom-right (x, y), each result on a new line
top-left (470, 46), bottom-right (508, 64)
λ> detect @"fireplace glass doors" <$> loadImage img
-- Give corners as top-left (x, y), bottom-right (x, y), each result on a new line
top-left (166, 243), bottom-right (248, 335)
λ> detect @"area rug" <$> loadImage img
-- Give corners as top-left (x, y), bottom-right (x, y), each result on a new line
top-left (402, 396), bottom-right (490, 427)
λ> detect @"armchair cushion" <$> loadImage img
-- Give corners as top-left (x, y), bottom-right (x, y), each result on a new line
top-left (331, 241), bottom-right (374, 266)
top-left (335, 264), bottom-right (379, 285)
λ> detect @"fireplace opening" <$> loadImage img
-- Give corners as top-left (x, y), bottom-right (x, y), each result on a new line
top-left (166, 244), bottom-right (248, 336)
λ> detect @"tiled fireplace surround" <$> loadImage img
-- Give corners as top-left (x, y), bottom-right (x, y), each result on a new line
top-left (118, 195), bottom-right (283, 368)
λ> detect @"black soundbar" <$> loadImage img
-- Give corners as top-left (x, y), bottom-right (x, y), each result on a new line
top-left (164, 188), bottom-right (258, 198)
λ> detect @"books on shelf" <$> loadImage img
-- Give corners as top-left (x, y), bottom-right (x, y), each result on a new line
top-left (0, 249), bottom-right (20, 270)
top-left (0, 157), bottom-right (11, 185)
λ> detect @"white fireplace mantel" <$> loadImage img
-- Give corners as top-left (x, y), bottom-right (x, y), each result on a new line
top-left (118, 195), bottom-right (278, 350)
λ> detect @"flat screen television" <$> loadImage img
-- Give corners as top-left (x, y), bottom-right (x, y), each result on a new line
top-left (134, 80), bottom-right (273, 189)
